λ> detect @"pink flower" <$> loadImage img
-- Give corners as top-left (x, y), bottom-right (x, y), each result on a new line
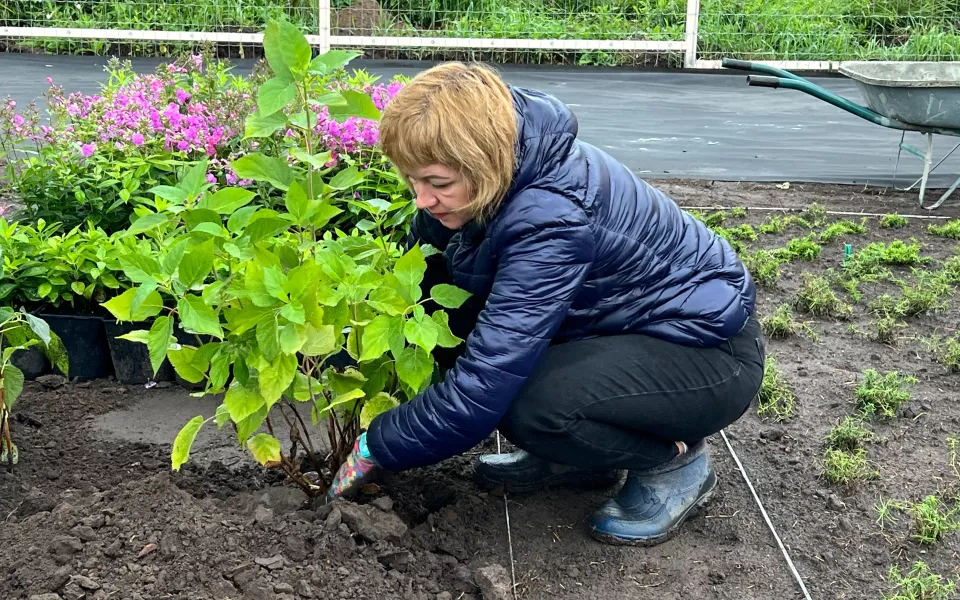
top-left (80, 143), bottom-right (96, 157)
top-left (177, 140), bottom-right (190, 152)
top-left (131, 133), bottom-right (145, 146)
top-left (206, 173), bottom-right (217, 184)
top-left (46, 77), bottom-right (53, 84)
top-left (176, 89), bottom-right (191, 104)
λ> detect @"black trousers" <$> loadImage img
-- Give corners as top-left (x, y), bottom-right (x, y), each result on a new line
top-left (423, 257), bottom-right (767, 472)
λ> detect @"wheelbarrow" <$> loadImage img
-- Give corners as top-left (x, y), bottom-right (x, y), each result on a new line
top-left (722, 58), bottom-right (960, 210)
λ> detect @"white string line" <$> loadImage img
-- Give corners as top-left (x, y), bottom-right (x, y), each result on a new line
top-left (678, 205), bottom-right (955, 220)
top-left (720, 429), bottom-right (814, 600)
top-left (495, 430), bottom-right (520, 600)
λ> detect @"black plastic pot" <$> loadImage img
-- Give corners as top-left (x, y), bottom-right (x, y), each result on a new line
top-left (40, 314), bottom-right (114, 380)
top-left (8, 346), bottom-right (50, 380)
top-left (103, 319), bottom-right (174, 385)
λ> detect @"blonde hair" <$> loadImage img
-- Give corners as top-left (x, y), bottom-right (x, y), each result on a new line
top-left (378, 62), bottom-right (518, 222)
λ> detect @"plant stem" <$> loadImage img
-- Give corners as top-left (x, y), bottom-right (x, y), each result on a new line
top-left (288, 401), bottom-right (317, 456)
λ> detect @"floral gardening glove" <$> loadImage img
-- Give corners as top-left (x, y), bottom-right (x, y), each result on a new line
top-left (327, 432), bottom-right (380, 500)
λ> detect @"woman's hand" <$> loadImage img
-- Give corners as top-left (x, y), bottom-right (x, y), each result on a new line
top-left (327, 433), bottom-right (381, 500)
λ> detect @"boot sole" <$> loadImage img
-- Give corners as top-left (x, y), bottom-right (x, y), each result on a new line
top-left (474, 469), bottom-right (623, 495)
top-left (588, 470), bottom-right (718, 547)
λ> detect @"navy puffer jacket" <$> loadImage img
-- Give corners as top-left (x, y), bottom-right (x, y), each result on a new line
top-left (366, 86), bottom-right (756, 472)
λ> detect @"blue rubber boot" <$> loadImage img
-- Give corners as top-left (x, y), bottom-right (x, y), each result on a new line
top-left (589, 440), bottom-right (716, 546)
top-left (474, 449), bottom-right (623, 494)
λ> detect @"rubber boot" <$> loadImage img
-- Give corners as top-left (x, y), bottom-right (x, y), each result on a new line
top-left (589, 440), bottom-right (717, 546)
top-left (474, 449), bottom-right (622, 494)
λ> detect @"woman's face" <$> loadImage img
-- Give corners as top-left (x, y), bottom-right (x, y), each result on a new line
top-left (407, 164), bottom-right (472, 230)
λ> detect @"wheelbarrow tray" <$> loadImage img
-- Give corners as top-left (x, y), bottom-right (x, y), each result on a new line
top-left (838, 61), bottom-right (960, 129)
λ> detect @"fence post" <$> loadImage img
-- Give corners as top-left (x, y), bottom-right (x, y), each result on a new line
top-left (683, 0), bottom-right (700, 69)
top-left (318, 0), bottom-right (331, 53)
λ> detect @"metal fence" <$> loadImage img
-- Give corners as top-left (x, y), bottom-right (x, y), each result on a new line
top-left (1, 0), bottom-right (957, 70)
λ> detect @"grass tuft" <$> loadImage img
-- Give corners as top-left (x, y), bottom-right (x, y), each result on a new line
top-left (756, 356), bottom-right (795, 421)
top-left (794, 273), bottom-right (852, 318)
top-left (928, 219), bottom-right (960, 240)
top-left (743, 249), bottom-right (786, 288)
top-left (822, 447), bottom-right (876, 485)
top-left (825, 416), bottom-right (873, 453)
top-left (855, 369), bottom-right (916, 420)
top-left (819, 218), bottom-right (867, 244)
top-left (883, 561), bottom-right (958, 600)
top-left (761, 304), bottom-right (816, 340)
top-left (880, 213), bottom-right (909, 229)
top-left (776, 234), bottom-right (822, 261)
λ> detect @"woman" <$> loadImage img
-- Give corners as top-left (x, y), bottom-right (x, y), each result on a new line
top-left (328, 62), bottom-right (766, 546)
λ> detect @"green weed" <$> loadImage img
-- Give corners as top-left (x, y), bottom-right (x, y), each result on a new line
top-left (729, 206), bottom-right (747, 219)
top-left (760, 304), bottom-right (817, 340)
top-left (822, 447), bottom-right (876, 485)
top-left (690, 210), bottom-right (726, 229)
top-left (804, 203), bottom-right (829, 227)
top-left (880, 213), bottom-right (909, 229)
top-left (825, 416), bottom-right (873, 453)
top-left (874, 315), bottom-right (908, 344)
top-left (928, 219), bottom-right (960, 240)
top-left (819, 218), bottom-right (867, 244)
top-left (759, 215), bottom-right (787, 234)
top-left (794, 273), bottom-right (852, 318)
top-left (910, 495), bottom-right (960, 544)
top-left (933, 334), bottom-right (960, 372)
top-left (940, 253), bottom-right (960, 285)
top-left (743, 249), bottom-right (785, 288)
top-left (900, 271), bottom-right (951, 316)
top-left (855, 369), bottom-right (916, 420)
top-left (776, 234), bottom-right (822, 261)
top-left (756, 356), bottom-right (795, 421)
top-left (875, 497), bottom-right (910, 530)
top-left (844, 240), bottom-right (927, 281)
top-left (883, 561), bottom-right (958, 600)
top-left (726, 223), bottom-right (758, 241)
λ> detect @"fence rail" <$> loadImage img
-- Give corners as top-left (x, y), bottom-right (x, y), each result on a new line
top-left (2, 0), bottom-right (957, 70)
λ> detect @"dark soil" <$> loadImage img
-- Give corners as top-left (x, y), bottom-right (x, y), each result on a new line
top-left (2, 180), bottom-right (960, 600)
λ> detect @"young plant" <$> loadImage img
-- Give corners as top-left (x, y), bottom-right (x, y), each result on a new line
top-left (0, 308), bottom-right (69, 470)
top-left (825, 416), bottom-right (873, 453)
top-left (776, 234), bottom-right (822, 261)
top-left (743, 249), bottom-right (785, 288)
top-left (855, 369), bottom-right (916, 420)
top-left (729, 206), bottom-right (747, 219)
top-left (818, 218), bottom-right (867, 244)
top-left (910, 495), bottom-right (960, 544)
top-left (822, 447), bottom-right (875, 485)
top-left (725, 223), bottom-right (757, 242)
top-left (928, 219), bottom-right (960, 240)
top-left (899, 271), bottom-right (951, 317)
top-left (759, 214), bottom-right (787, 234)
top-left (803, 202), bottom-right (828, 227)
top-left (880, 213), bottom-right (909, 229)
top-left (883, 561), bottom-right (958, 600)
top-left (756, 356), bottom-right (795, 421)
top-left (794, 273), bottom-right (851, 318)
top-left (760, 303), bottom-right (816, 340)
top-left (103, 20), bottom-right (459, 498)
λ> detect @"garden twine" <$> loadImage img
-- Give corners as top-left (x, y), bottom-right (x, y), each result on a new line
top-left (720, 430), bottom-right (814, 600)
top-left (495, 431), bottom-right (520, 600)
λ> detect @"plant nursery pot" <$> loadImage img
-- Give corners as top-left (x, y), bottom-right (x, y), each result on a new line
top-left (40, 314), bottom-right (114, 380)
top-left (103, 319), bottom-right (174, 385)
top-left (8, 346), bottom-right (51, 380)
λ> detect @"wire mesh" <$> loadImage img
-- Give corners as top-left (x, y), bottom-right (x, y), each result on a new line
top-left (698, 0), bottom-right (960, 62)
top-left (2, 0), bottom-right (958, 65)
top-left (330, 0), bottom-right (688, 68)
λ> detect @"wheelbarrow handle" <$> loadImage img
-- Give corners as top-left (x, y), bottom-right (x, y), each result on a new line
top-left (746, 75), bottom-right (782, 89)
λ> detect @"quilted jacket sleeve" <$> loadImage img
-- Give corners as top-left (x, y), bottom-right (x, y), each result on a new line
top-left (366, 194), bottom-right (596, 472)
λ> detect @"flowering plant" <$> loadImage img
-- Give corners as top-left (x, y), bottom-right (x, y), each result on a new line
top-left (0, 48), bottom-right (407, 236)
top-left (102, 20), bottom-right (465, 498)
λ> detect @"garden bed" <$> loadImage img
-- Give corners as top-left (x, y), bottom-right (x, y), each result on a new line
top-left (2, 181), bottom-right (960, 600)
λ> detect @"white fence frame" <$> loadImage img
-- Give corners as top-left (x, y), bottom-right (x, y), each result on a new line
top-left (0, 0), bottom-right (840, 72)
